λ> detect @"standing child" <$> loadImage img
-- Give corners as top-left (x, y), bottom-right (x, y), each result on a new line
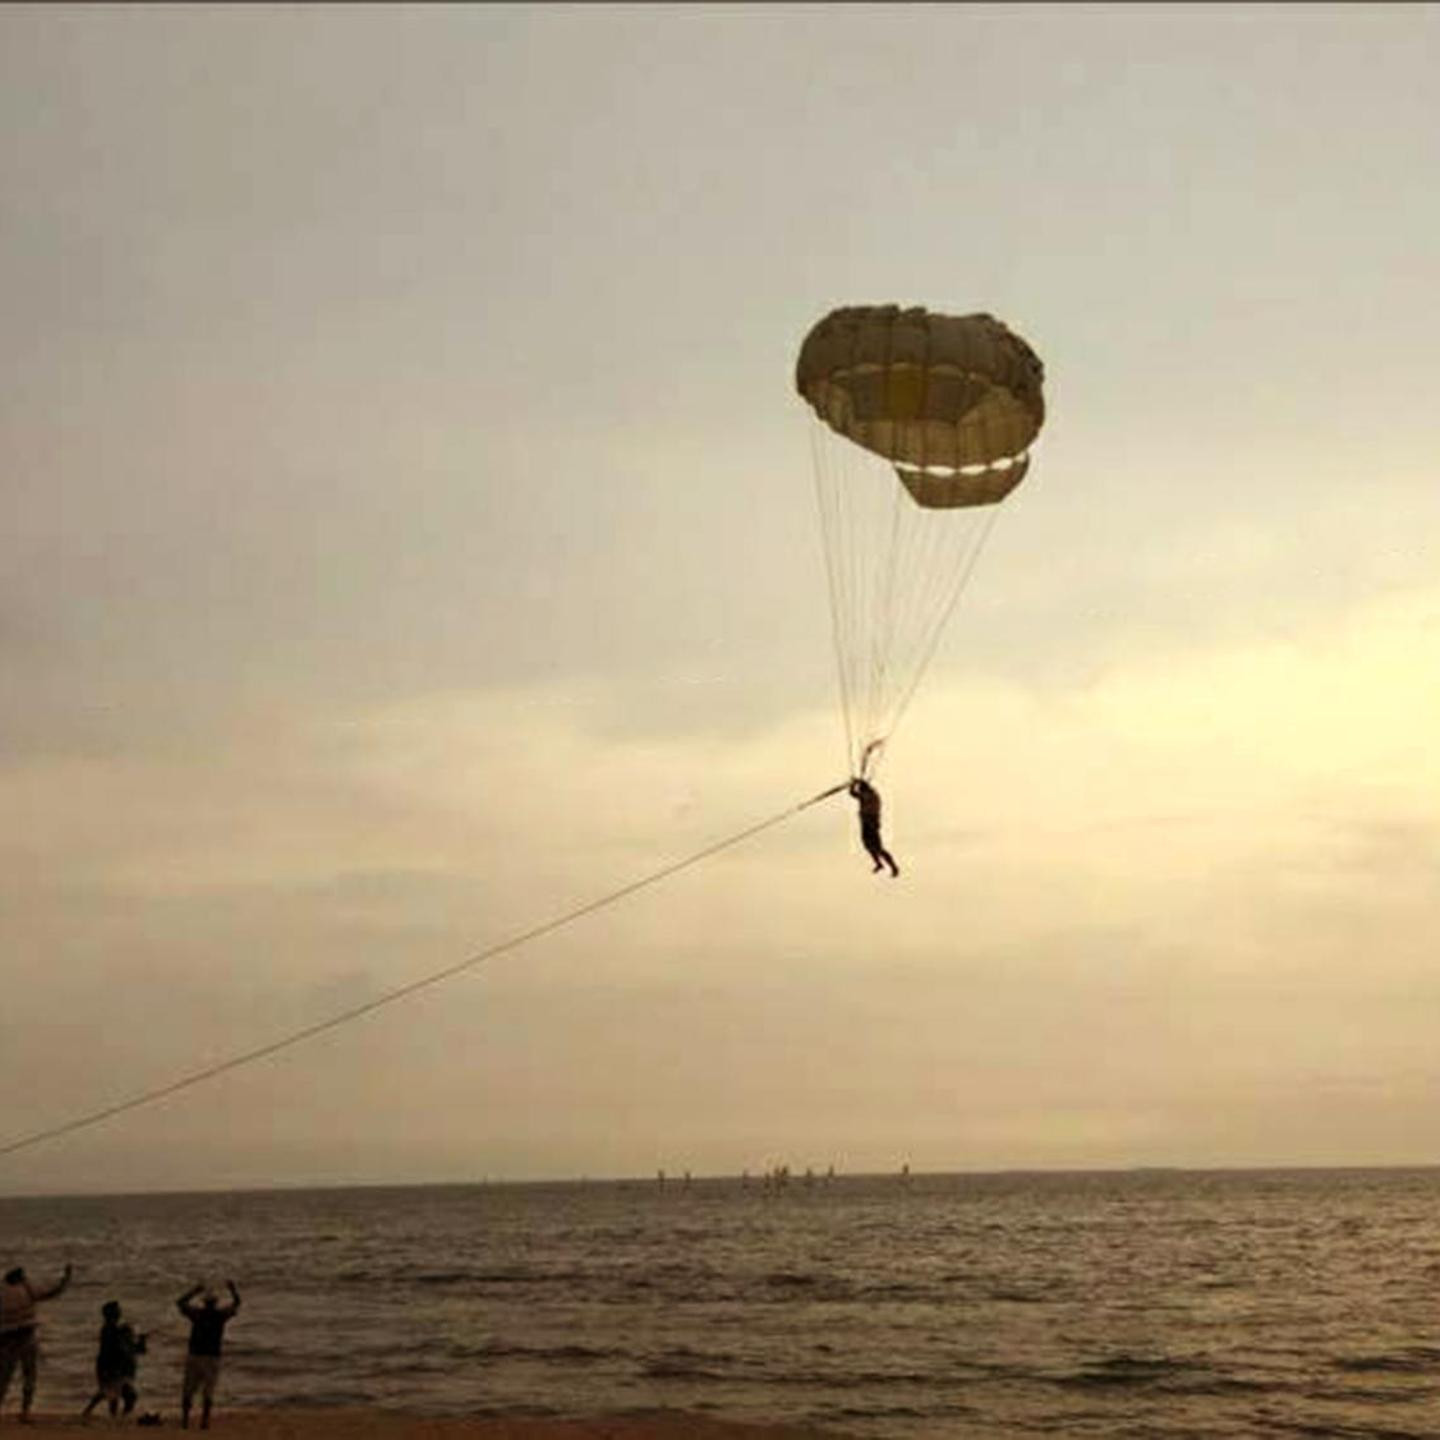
top-left (82, 1300), bottom-right (147, 1419)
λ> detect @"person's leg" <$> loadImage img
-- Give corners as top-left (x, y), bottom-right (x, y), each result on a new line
top-left (19, 1338), bottom-right (38, 1420)
top-left (199, 1360), bottom-right (219, 1430)
top-left (0, 1340), bottom-right (16, 1413)
top-left (122, 1382), bottom-right (138, 1416)
top-left (181, 1359), bottom-right (198, 1428)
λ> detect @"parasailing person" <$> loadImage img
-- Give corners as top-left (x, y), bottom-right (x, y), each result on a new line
top-left (794, 304), bottom-right (1046, 867)
top-left (848, 774), bottom-right (899, 877)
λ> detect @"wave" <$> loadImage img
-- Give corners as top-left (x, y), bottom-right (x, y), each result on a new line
top-left (638, 1344), bottom-right (737, 1383)
top-left (252, 1390), bottom-right (375, 1408)
top-left (1052, 1354), bottom-right (1197, 1389)
top-left (983, 1286), bottom-right (1058, 1304)
top-left (1332, 1347), bottom-right (1440, 1375)
top-left (468, 1340), bottom-right (621, 1364)
top-left (640, 1358), bottom-right (730, 1382)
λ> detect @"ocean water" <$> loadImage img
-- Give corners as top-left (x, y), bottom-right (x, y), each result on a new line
top-left (4, 1169), bottom-right (1440, 1438)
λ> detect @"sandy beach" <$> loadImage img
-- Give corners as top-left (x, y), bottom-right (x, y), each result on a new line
top-left (16, 1412), bottom-right (843, 1440)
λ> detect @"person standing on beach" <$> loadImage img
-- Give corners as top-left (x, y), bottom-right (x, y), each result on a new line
top-left (82, 1300), bottom-right (148, 1421)
top-left (176, 1281), bottom-right (240, 1430)
top-left (0, 1262), bottom-right (74, 1423)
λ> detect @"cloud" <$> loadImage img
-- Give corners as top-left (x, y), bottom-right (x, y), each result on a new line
top-left (4, 575), bottom-right (1438, 1191)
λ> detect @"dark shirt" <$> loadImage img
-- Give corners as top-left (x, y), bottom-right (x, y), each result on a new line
top-left (850, 781), bottom-right (881, 824)
top-left (180, 1303), bottom-right (236, 1358)
top-left (97, 1320), bottom-right (144, 1379)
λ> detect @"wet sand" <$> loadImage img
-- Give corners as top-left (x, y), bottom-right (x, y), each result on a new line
top-left (18, 1411), bottom-right (842, 1439)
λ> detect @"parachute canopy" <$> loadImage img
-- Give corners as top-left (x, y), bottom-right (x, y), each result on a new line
top-left (796, 304), bottom-right (1045, 776)
top-left (796, 305), bottom-right (1045, 509)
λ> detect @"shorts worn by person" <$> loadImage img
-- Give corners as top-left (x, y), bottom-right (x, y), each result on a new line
top-left (0, 1262), bottom-right (74, 1423)
top-left (177, 1281), bottom-right (240, 1430)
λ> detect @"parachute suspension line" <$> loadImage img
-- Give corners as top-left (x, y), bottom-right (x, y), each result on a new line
top-left (809, 417), bottom-right (1004, 776)
top-left (814, 421), bottom-right (879, 772)
top-left (810, 422), bottom-right (857, 774)
top-left (885, 500), bottom-right (1003, 745)
top-left (868, 480), bottom-right (908, 763)
top-left (814, 421), bottom-right (881, 773)
top-left (0, 783), bottom-right (849, 1162)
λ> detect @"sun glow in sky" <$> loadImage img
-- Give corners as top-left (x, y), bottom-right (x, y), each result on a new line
top-left (3, 3), bottom-right (1437, 1195)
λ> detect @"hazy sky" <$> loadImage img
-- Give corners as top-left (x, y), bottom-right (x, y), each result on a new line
top-left (3, 4), bottom-right (1437, 1196)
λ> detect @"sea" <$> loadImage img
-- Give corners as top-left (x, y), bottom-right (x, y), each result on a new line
top-left (4, 1168), bottom-right (1440, 1438)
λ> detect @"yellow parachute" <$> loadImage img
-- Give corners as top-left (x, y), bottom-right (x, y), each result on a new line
top-left (796, 304), bottom-right (1046, 775)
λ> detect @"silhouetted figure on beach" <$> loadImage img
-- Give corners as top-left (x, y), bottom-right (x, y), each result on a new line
top-left (849, 778), bottom-right (899, 876)
top-left (177, 1282), bottom-right (240, 1430)
top-left (82, 1300), bottom-right (147, 1420)
top-left (0, 1262), bottom-right (73, 1423)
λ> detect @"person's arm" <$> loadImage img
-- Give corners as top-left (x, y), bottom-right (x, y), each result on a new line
top-left (177, 1282), bottom-right (204, 1316)
top-left (221, 1280), bottom-right (241, 1316)
top-left (34, 1263), bottom-right (73, 1301)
